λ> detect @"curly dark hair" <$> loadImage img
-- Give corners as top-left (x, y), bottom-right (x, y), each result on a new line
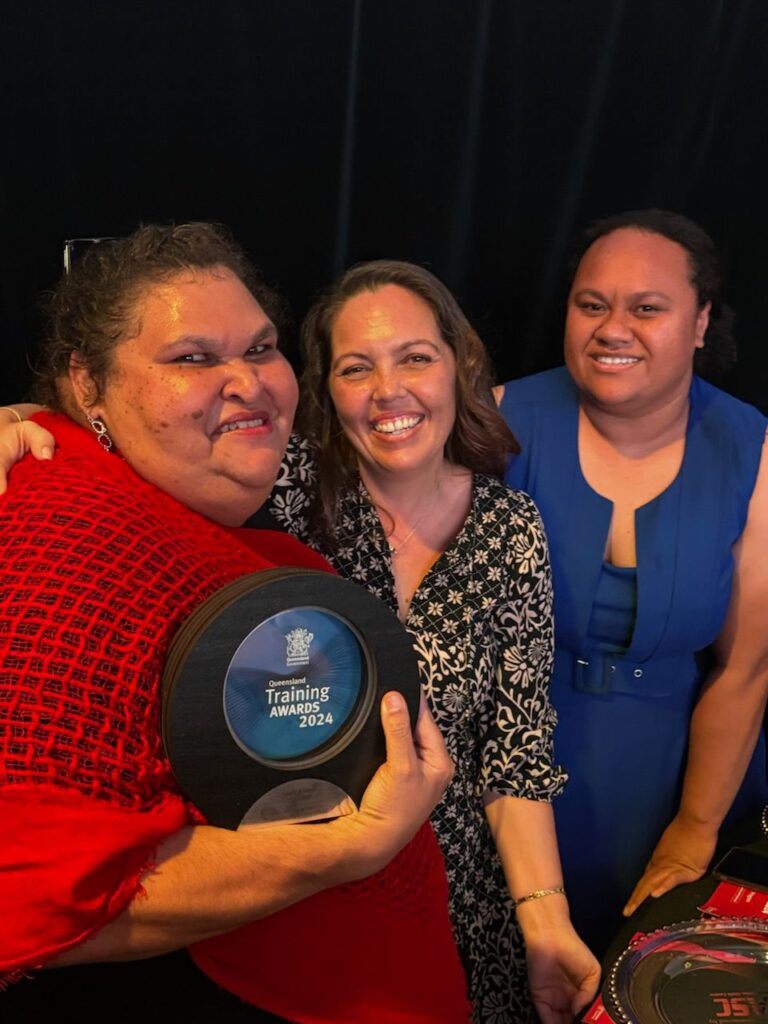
top-left (299, 259), bottom-right (519, 544)
top-left (35, 221), bottom-right (285, 410)
top-left (570, 208), bottom-right (735, 378)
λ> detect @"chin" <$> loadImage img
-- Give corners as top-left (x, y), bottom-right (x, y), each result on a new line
top-left (580, 374), bottom-right (640, 401)
top-left (235, 472), bottom-right (280, 495)
top-left (226, 450), bottom-right (284, 484)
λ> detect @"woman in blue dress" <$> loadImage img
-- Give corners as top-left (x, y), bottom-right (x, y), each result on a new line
top-left (497, 209), bottom-right (768, 955)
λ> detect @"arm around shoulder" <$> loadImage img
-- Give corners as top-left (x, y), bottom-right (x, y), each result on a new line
top-left (0, 403), bottom-right (52, 494)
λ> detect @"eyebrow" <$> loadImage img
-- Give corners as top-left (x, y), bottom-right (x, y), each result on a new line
top-left (572, 288), bottom-right (674, 303)
top-left (331, 338), bottom-right (441, 368)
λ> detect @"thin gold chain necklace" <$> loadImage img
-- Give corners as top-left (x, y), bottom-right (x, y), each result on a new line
top-left (384, 486), bottom-right (443, 557)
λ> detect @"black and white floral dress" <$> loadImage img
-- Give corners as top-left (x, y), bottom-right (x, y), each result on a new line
top-left (264, 436), bottom-right (567, 1024)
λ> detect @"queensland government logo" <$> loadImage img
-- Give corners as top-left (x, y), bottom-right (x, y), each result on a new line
top-left (286, 627), bottom-right (314, 667)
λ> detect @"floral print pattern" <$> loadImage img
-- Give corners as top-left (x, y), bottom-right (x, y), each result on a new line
top-left (266, 436), bottom-right (566, 1023)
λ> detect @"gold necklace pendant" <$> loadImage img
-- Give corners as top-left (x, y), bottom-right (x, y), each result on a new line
top-left (386, 489), bottom-right (441, 556)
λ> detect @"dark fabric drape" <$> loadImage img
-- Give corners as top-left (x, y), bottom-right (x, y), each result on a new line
top-left (2, 0), bottom-right (766, 409)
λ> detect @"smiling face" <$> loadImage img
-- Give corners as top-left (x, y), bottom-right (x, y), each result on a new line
top-left (71, 266), bottom-right (298, 525)
top-left (328, 284), bottom-right (457, 484)
top-left (564, 227), bottom-right (710, 415)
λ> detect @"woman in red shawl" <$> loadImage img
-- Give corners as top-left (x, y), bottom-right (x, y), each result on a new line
top-left (0, 223), bottom-right (470, 1023)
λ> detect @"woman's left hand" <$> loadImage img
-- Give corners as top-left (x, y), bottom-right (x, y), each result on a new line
top-left (623, 814), bottom-right (717, 917)
top-left (526, 928), bottom-right (601, 1024)
top-left (485, 795), bottom-right (601, 1020)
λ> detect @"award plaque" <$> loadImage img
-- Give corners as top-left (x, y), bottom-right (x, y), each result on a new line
top-left (604, 918), bottom-right (768, 1023)
top-left (161, 568), bottom-right (421, 829)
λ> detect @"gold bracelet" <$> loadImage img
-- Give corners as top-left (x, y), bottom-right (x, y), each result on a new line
top-left (513, 886), bottom-right (566, 910)
top-left (0, 406), bottom-right (23, 424)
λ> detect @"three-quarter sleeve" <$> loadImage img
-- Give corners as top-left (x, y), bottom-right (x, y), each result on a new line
top-left (476, 488), bottom-right (567, 801)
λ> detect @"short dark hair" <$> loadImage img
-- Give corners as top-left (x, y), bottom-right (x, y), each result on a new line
top-left (299, 259), bottom-right (519, 543)
top-left (570, 208), bottom-right (735, 377)
top-left (35, 221), bottom-right (284, 409)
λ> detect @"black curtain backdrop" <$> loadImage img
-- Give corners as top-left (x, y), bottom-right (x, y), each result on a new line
top-left (2, 0), bottom-right (767, 409)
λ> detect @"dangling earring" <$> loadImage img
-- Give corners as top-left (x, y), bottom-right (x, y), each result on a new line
top-left (87, 414), bottom-right (114, 452)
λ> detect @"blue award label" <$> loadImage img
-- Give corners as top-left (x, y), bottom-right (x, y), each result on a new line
top-left (223, 607), bottom-right (366, 764)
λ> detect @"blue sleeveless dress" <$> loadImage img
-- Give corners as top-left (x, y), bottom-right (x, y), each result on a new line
top-left (500, 367), bottom-right (768, 954)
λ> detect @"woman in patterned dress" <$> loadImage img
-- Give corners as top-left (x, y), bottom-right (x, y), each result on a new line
top-left (264, 261), bottom-right (599, 1024)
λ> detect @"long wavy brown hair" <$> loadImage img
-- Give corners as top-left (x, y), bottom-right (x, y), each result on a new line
top-left (299, 259), bottom-right (519, 544)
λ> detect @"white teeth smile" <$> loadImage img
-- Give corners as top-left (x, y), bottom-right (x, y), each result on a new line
top-left (595, 356), bottom-right (639, 365)
top-left (219, 417), bottom-right (266, 433)
top-left (372, 415), bottom-right (422, 435)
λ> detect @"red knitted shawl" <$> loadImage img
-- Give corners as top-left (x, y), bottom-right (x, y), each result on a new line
top-left (1, 415), bottom-right (470, 1023)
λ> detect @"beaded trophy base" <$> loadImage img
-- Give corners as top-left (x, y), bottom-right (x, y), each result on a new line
top-left (604, 918), bottom-right (768, 1023)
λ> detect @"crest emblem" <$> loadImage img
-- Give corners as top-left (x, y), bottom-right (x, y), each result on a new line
top-left (286, 627), bottom-right (313, 666)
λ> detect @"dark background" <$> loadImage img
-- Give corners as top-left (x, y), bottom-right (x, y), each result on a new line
top-left (2, 0), bottom-right (767, 409)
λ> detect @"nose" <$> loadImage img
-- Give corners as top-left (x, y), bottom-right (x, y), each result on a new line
top-left (371, 365), bottom-right (406, 402)
top-left (221, 358), bottom-right (263, 403)
top-left (594, 307), bottom-right (634, 346)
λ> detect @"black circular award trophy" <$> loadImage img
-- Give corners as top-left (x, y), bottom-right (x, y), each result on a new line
top-left (162, 568), bottom-right (421, 829)
top-left (603, 918), bottom-right (768, 1023)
